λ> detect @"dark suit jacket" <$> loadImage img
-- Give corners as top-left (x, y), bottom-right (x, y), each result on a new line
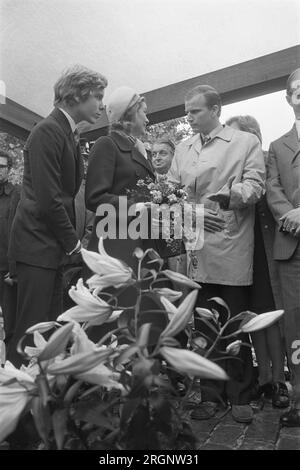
top-left (85, 131), bottom-right (157, 270)
top-left (9, 108), bottom-right (84, 269)
top-left (266, 125), bottom-right (300, 260)
top-left (0, 183), bottom-right (20, 272)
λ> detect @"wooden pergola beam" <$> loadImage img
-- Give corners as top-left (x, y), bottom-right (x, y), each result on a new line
top-left (81, 45), bottom-right (300, 141)
top-left (0, 98), bottom-right (43, 141)
top-left (1, 45), bottom-right (299, 141)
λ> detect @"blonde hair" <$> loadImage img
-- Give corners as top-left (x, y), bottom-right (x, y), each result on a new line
top-left (109, 97), bottom-right (145, 135)
top-left (54, 65), bottom-right (108, 106)
top-left (226, 115), bottom-right (262, 143)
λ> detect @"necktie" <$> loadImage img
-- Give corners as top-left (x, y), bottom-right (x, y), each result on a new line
top-left (73, 128), bottom-right (80, 147)
top-left (201, 134), bottom-right (211, 146)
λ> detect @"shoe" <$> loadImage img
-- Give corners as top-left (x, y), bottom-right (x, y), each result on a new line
top-left (251, 382), bottom-right (273, 400)
top-left (231, 404), bottom-right (253, 423)
top-left (191, 401), bottom-right (218, 420)
top-left (280, 408), bottom-right (300, 427)
top-left (272, 382), bottom-right (290, 408)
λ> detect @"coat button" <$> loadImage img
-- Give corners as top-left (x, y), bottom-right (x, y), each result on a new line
top-left (264, 225), bottom-right (268, 229)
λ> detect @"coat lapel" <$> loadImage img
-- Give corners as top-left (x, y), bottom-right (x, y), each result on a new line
top-left (131, 146), bottom-right (154, 177)
top-left (110, 131), bottom-right (154, 177)
top-left (283, 125), bottom-right (299, 155)
top-left (50, 108), bottom-right (84, 193)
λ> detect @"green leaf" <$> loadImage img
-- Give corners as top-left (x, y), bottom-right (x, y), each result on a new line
top-left (31, 396), bottom-right (52, 444)
top-left (116, 344), bottom-right (139, 365)
top-left (120, 397), bottom-right (141, 429)
top-left (208, 297), bottom-right (231, 319)
top-left (52, 409), bottom-right (68, 450)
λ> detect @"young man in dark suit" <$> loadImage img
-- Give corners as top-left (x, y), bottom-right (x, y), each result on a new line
top-left (267, 68), bottom-right (300, 426)
top-left (7, 65), bottom-right (107, 366)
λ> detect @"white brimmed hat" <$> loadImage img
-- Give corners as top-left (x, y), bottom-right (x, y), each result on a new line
top-left (106, 86), bottom-right (141, 123)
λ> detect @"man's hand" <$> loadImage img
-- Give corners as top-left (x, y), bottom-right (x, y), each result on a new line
top-left (207, 193), bottom-right (230, 210)
top-left (203, 208), bottom-right (226, 233)
top-left (207, 176), bottom-right (235, 210)
top-left (280, 208), bottom-right (300, 237)
top-left (4, 272), bottom-right (16, 286)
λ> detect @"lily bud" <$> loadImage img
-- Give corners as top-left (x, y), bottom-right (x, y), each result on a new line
top-left (161, 270), bottom-right (201, 289)
top-left (195, 308), bottom-right (215, 321)
top-left (46, 348), bottom-right (112, 375)
top-left (153, 288), bottom-right (183, 302)
top-left (38, 323), bottom-right (74, 362)
top-left (81, 238), bottom-right (132, 278)
top-left (26, 321), bottom-right (59, 335)
top-left (193, 336), bottom-right (208, 349)
top-left (226, 340), bottom-right (242, 356)
top-left (241, 310), bottom-right (284, 333)
top-left (160, 346), bottom-right (228, 380)
top-left (161, 290), bottom-right (198, 338)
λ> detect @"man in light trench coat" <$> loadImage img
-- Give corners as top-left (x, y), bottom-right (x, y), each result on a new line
top-left (168, 84), bottom-right (265, 423)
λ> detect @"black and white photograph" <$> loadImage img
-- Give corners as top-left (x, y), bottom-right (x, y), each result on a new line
top-left (0, 0), bottom-right (300, 454)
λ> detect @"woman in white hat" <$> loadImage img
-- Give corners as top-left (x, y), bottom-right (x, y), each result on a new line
top-left (85, 86), bottom-right (156, 269)
top-left (85, 87), bottom-right (170, 339)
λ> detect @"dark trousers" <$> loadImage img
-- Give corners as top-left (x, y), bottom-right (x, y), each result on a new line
top-left (196, 283), bottom-right (254, 405)
top-left (277, 244), bottom-right (300, 406)
top-left (7, 262), bottom-right (63, 367)
top-left (0, 271), bottom-right (18, 346)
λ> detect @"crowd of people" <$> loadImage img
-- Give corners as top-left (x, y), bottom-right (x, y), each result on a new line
top-left (0, 65), bottom-right (299, 431)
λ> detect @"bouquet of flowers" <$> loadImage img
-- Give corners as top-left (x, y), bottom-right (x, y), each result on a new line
top-left (127, 175), bottom-right (189, 255)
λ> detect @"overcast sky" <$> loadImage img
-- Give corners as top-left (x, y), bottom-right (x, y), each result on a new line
top-left (0, 0), bottom-right (299, 146)
top-left (222, 90), bottom-right (295, 150)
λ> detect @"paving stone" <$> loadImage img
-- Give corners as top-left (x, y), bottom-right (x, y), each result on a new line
top-left (221, 413), bottom-right (248, 429)
top-left (280, 427), bottom-right (300, 438)
top-left (277, 437), bottom-right (300, 450)
top-left (238, 439), bottom-right (275, 450)
top-left (200, 443), bottom-right (233, 450)
top-left (190, 417), bottom-right (220, 434)
top-left (208, 425), bottom-right (244, 447)
top-left (194, 432), bottom-right (210, 448)
top-left (244, 418), bottom-right (279, 442)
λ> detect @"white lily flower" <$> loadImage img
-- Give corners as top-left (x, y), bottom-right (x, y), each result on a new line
top-left (70, 323), bottom-right (99, 355)
top-left (87, 273), bottom-right (133, 292)
top-left (0, 360), bottom-right (36, 386)
top-left (68, 278), bottom-right (112, 312)
top-left (0, 361), bottom-right (37, 443)
top-left (24, 331), bottom-right (48, 358)
top-left (76, 364), bottom-right (124, 392)
top-left (57, 279), bottom-right (117, 326)
top-left (81, 238), bottom-right (133, 277)
top-left (0, 383), bottom-right (34, 443)
top-left (57, 305), bottom-right (113, 326)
